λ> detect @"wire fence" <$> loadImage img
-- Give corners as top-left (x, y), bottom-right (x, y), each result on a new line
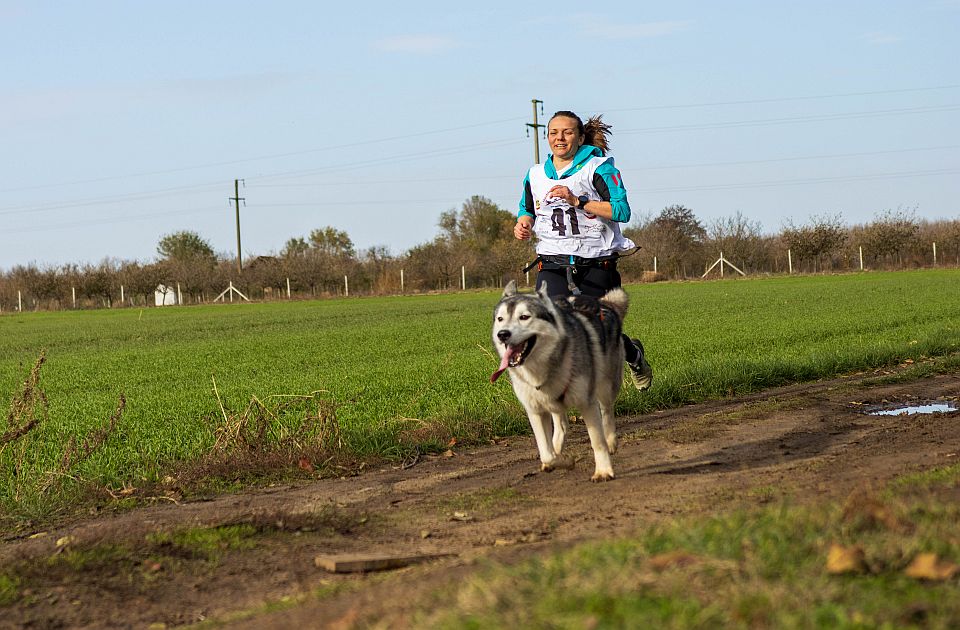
top-left (2, 242), bottom-right (956, 313)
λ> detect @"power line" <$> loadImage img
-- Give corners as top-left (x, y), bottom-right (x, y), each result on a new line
top-left (629, 144), bottom-right (960, 172)
top-left (0, 181), bottom-right (224, 216)
top-left (601, 83), bottom-right (960, 113)
top-left (636, 168), bottom-right (959, 194)
top-left (5, 83), bottom-right (957, 195)
top-left (253, 199), bottom-right (464, 207)
top-left (0, 116), bottom-right (527, 195)
top-left (256, 168), bottom-right (959, 208)
top-left (247, 138), bottom-right (525, 183)
top-left (618, 104), bottom-right (960, 135)
top-left (9, 165), bottom-right (956, 234)
top-left (246, 144), bottom-right (960, 186)
top-left (4, 206), bottom-right (224, 234)
top-left (4, 93), bottom-right (957, 225)
top-left (0, 139), bottom-right (524, 216)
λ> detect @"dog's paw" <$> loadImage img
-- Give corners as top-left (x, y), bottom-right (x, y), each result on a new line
top-left (591, 470), bottom-right (615, 482)
top-left (606, 435), bottom-right (618, 455)
top-left (541, 454), bottom-right (576, 473)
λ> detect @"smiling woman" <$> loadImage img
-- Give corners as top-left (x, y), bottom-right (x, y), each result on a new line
top-left (514, 110), bottom-right (652, 391)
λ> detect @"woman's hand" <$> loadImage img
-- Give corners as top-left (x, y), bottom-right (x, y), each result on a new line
top-left (514, 215), bottom-right (534, 240)
top-left (546, 185), bottom-right (577, 207)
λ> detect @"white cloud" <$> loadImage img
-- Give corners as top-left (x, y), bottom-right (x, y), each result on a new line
top-left (861, 31), bottom-right (903, 45)
top-left (522, 15), bottom-right (692, 40)
top-left (583, 19), bottom-right (693, 40)
top-left (0, 72), bottom-right (299, 129)
top-left (166, 72), bottom-right (298, 98)
top-left (373, 35), bottom-right (458, 54)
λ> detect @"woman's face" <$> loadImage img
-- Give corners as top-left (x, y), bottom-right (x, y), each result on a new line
top-left (547, 116), bottom-right (582, 161)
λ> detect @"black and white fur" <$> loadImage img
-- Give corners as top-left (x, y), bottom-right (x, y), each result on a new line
top-left (491, 280), bottom-right (628, 481)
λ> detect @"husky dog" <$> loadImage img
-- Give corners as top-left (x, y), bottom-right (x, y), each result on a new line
top-left (490, 281), bottom-right (628, 481)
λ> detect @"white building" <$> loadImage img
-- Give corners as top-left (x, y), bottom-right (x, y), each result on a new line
top-left (154, 284), bottom-right (178, 306)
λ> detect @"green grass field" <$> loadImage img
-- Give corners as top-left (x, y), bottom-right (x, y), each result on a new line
top-left (419, 464), bottom-right (960, 628)
top-left (2, 269), bottom-right (959, 521)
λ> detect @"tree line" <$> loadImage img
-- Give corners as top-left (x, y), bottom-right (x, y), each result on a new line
top-left (2, 197), bottom-right (958, 311)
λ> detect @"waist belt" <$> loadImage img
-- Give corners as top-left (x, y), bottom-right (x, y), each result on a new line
top-left (519, 254), bottom-right (620, 296)
top-left (532, 254), bottom-right (620, 270)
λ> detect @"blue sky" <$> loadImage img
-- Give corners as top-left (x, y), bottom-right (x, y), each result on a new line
top-left (1, 1), bottom-right (958, 270)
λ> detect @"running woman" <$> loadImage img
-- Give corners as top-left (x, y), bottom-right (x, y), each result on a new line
top-left (514, 110), bottom-right (653, 390)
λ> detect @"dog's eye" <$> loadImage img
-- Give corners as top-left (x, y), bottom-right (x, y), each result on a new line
top-left (519, 314), bottom-right (531, 321)
top-left (496, 316), bottom-right (503, 322)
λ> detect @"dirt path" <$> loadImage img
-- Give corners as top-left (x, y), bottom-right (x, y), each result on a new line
top-left (3, 370), bottom-right (959, 629)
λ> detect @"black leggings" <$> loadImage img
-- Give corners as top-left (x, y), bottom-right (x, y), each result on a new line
top-left (536, 266), bottom-right (640, 364)
top-left (535, 265), bottom-right (622, 299)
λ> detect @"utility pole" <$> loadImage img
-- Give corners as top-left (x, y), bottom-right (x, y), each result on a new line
top-left (526, 99), bottom-right (545, 164)
top-left (229, 179), bottom-right (245, 273)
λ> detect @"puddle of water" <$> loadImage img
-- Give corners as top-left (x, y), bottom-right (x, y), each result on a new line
top-left (870, 403), bottom-right (958, 416)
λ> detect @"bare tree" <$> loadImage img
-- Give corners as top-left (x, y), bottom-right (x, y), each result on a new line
top-left (404, 239), bottom-right (460, 290)
top-left (119, 262), bottom-right (163, 306)
top-left (706, 212), bottom-right (772, 273)
top-left (436, 196), bottom-right (518, 287)
top-left (78, 260), bottom-right (120, 308)
top-left (781, 214), bottom-right (847, 272)
top-left (632, 205), bottom-right (707, 278)
top-left (32, 266), bottom-right (68, 309)
top-left (358, 245), bottom-right (399, 294)
top-left (859, 207), bottom-right (920, 268)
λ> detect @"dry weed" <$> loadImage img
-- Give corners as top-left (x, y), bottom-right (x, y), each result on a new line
top-left (165, 383), bottom-right (359, 494)
top-left (1, 353), bottom-right (47, 449)
top-left (2, 353), bottom-right (127, 519)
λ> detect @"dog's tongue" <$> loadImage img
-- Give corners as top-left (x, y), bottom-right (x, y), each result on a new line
top-left (490, 346), bottom-right (518, 383)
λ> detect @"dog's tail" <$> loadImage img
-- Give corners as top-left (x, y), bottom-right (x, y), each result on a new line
top-left (599, 288), bottom-right (629, 320)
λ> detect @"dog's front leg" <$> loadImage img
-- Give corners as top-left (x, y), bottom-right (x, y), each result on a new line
top-left (548, 412), bottom-right (575, 471)
top-left (582, 404), bottom-right (615, 481)
top-left (551, 412), bottom-right (569, 455)
top-left (599, 402), bottom-right (618, 455)
top-left (528, 411), bottom-right (574, 472)
top-left (528, 410), bottom-right (557, 471)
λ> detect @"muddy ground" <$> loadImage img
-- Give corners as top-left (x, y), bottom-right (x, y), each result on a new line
top-left (2, 368), bottom-right (959, 629)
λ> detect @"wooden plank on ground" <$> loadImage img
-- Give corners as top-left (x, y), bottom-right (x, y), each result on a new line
top-left (314, 551), bottom-right (456, 573)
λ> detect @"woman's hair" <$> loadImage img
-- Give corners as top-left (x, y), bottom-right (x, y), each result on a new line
top-left (549, 111), bottom-right (613, 155)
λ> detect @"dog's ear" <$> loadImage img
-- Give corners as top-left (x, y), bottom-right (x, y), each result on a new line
top-left (502, 280), bottom-right (518, 297)
top-left (536, 283), bottom-right (551, 301)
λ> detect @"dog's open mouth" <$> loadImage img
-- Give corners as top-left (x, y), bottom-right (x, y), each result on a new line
top-left (507, 336), bottom-right (536, 366)
top-left (490, 336), bottom-right (536, 382)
